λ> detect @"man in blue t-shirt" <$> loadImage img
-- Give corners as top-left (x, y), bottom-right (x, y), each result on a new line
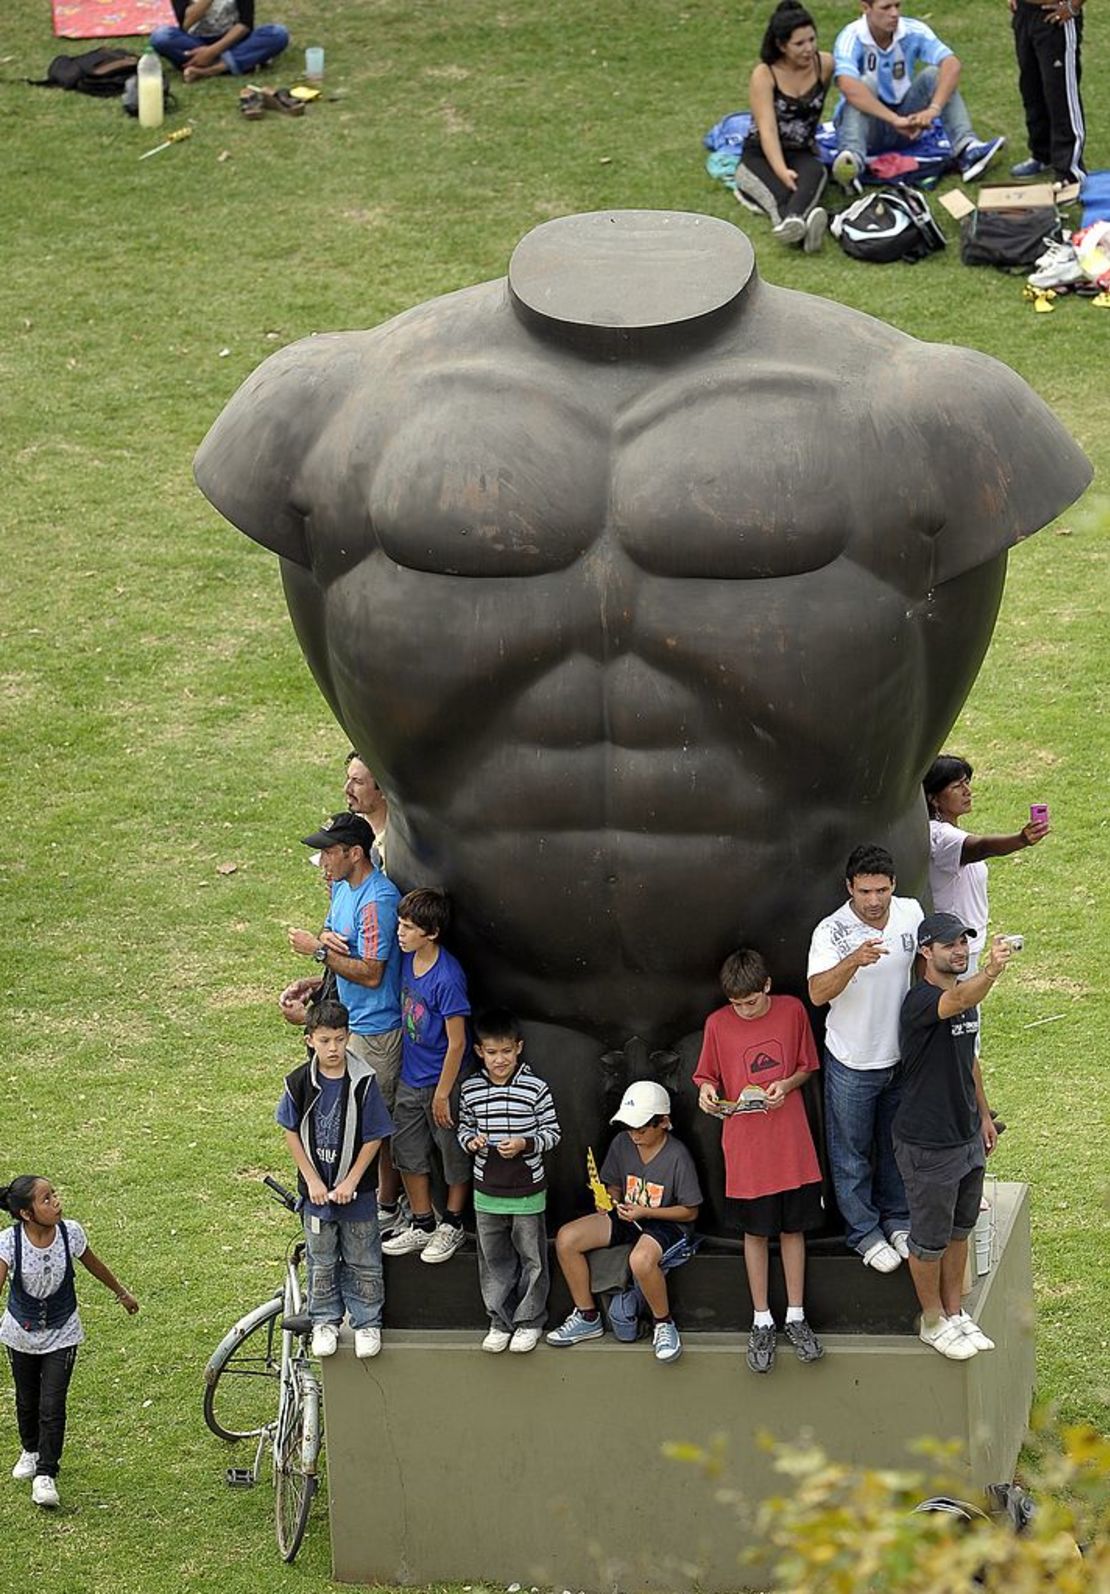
top-left (286, 812), bottom-right (404, 1216)
top-left (831, 0), bottom-right (1005, 188)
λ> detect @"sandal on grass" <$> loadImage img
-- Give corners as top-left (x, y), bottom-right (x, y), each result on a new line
top-left (260, 86), bottom-right (305, 117)
top-left (239, 87), bottom-right (265, 119)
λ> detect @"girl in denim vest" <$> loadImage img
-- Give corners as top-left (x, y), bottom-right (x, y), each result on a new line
top-left (0, 1175), bottom-right (138, 1509)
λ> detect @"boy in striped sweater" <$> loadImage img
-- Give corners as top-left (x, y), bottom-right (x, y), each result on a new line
top-left (458, 1010), bottom-right (561, 1353)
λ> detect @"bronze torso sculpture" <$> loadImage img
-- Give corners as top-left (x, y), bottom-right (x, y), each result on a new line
top-left (197, 211), bottom-right (1089, 1231)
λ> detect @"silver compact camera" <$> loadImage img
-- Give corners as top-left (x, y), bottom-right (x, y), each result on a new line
top-left (1002, 934), bottom-right (1024, 951)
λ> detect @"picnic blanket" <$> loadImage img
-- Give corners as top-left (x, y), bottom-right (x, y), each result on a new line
top-left (53, 0), bottom-right (174, 39)
top-left (704, 109), bottom-right (953, 190)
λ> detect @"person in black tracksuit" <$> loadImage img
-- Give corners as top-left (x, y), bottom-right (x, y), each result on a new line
top-left (1011, 0), bottom-right (1086, 183)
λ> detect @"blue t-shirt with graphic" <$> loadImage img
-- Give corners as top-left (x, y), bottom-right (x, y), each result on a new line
top-left (276, 1068), bottom-right (394, 1222)
top-left (833, 16), bottom-right (950, 109)
top-left (400, 946), bottom-right (471, 1088)
top-left (324, 870), bottom-right (402, 1035)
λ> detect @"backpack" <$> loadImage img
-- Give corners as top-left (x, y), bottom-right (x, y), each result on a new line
top-left (30, 49), bottom-right (140, 97)
top-left (602, 1232), bottom-right (702, 1342)
top-left (831, 188), bottom-right (946, 264)
top-left (959, 205), bottom-right (1061, 271)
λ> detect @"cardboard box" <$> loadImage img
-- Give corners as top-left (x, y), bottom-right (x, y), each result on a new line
top-left (978, 183), bottom-right (1056, 210)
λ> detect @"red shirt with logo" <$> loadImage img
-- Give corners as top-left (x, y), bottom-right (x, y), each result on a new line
top-left (693, 995), bottom-right (821, 1200)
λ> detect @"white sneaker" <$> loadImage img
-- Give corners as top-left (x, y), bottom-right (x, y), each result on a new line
top-left (310, 1323), bottom-right (339, 1358)
top-left (889, 1230), bottom-right (911, 1261)
top-left (772, 215), bottom-right (806, 246)
top-left (382, 1223), bottom-right (432, 1257)
top-left (803, 205), bottom-right (828, 255)
top-left (12, 1450), bottom-right (38, 1481)
top-left (354, 1327), bottom-right (381, 1359)
top-left (919, 1315), bottom-right (978, 1360)
top-left (862, 1240), bottom-right (902, 1273)
top-left (509, 1326), bottom-right (543, 1354)
top-left (482, 1326), bottom-right (512, 1353)
top-left (420, 1222), bottom-right (466, 1264)
top-left (1028, 250), bottom-right (1087, 290)
top-left (32, 1474), bottom-right (60, 1509)
top-left (951, 1311), bottom-right (995, 1351)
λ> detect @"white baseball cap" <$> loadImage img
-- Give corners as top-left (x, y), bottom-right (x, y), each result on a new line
top-left (610, 1080), bottom-right (671, 1128)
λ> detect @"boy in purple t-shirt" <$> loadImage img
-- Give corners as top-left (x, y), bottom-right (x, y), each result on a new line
top-left (381, 890), bottom-right (472, 1264)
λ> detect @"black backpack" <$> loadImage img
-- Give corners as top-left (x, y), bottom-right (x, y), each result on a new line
top-left (831, 188), bottom-right (947, 264)
top-left (31, 49), bottom-right (140, 97)
top-left (959, 205), bottom-right (1061, 271)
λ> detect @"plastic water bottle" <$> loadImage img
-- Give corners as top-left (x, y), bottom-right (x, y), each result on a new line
top-left (137, 48), bottom-right (164, 130)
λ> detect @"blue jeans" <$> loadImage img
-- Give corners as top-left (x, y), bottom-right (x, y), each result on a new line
top-left (150, 23), bottom-right (289, 76)
top-left (303, 1214), bottom-right (383, 1329)
top-left (836, 67), bottom-right (974, 160)
top-left (823, 1050), bottom-right (909, 1255)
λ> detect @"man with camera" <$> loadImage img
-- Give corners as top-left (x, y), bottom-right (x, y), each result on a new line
top-left (894, 914), bottom-right (1012, 1360)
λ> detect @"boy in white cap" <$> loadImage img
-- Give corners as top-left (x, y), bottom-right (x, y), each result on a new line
top-left (546, 1081), bottom-right (702, 1363)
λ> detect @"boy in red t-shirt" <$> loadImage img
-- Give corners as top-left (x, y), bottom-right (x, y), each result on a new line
top-left (694, 948), bottom-right (824, 1374)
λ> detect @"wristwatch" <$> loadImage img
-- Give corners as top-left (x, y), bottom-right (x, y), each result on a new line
top-left (312, 945), bottom-right (328, 964)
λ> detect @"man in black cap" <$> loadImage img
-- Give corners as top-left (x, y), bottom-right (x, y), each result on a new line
top-left (284, 813), bottom-right (405, 1223)
top-left (893, 913), bottom-right (1012, 1360)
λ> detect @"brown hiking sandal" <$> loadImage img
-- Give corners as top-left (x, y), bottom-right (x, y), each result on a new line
top-left (260, 86), bottom-right (305, 117)
top-left (239, 87), bottom-right (264, 119)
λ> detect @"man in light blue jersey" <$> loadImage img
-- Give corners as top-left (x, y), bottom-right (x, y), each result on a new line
top-left (831, 0), bottom-right (1005, 189)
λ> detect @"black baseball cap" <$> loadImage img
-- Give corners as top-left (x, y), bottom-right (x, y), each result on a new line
top-left (300, 812), bottom-right (375, 853)
top-left (917, 912), bottom-right (978, 948)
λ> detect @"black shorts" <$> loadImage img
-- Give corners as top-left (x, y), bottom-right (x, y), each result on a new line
top-left (731, 1182), bottom-right (824, 1239)
top-left (607, 1215), bottom-right (686, 1253)
top-left (893, 1136), bottom-right (984, 1261)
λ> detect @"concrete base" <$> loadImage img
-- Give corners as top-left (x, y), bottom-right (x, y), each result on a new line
top-left (323, 1183), bottom-right (1034, 1593)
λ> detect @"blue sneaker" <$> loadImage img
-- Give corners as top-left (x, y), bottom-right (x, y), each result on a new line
top-left (652, 1320), bottom-right (682, 1363)
top-left (959, 137), bottom-right (1006, 184)
top-left (1010, 157), bottom-right (1049, 180)
top-left (546, 1309), bottom-right (604, 1347)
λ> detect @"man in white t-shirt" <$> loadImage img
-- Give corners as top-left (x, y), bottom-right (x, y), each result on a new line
top-left (807, 843), bottom-right (924, 1273)
top-left (830, 0), bottom-right (1005, 189)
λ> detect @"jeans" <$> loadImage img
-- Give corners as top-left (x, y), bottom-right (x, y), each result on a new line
top-left (8, 1345), bottom-right (78, 1478)
top-left (823, 1049), bottom-right (909, 1255)
top-left (475, 1210), bottom-right (549, 1331)
top-left (304, 1214), bottom-right (383, 1329)
top-left (836, 67), bottom-right (974, 160)
top-left (150, 23), bottom-right (290, 76)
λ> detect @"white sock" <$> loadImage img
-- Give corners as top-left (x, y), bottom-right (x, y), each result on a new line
top-left (785, 1306), bottom-right (805, 1324)
top-left (753, 1310), bottom-right (774, 1329)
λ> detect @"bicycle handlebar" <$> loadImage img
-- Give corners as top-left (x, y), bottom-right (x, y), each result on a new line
top-left (263, 1174), bottom-right (299, 1212)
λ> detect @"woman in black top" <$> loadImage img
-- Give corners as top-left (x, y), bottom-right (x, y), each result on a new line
top-left (735, 2), bottom-right (834, 251)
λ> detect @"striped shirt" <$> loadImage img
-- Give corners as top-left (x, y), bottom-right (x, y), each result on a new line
top-left (458, 1063), bottom-right (561, 1200)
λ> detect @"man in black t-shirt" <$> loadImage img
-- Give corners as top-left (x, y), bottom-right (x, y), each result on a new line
top-left (894, 913), bottom-right (1012, 1360)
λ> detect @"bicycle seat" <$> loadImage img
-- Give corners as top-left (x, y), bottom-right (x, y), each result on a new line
top-left (281, 1313), bottom-right (312, 1338)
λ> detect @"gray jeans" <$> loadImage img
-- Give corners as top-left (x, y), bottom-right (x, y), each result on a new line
top-left (836, 67), bottom-right (974, 159)
top-left (475, 1210), bottom-right (549, 1331)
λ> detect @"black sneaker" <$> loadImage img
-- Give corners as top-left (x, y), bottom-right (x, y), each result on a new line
top-left (784, 1318), bottom-right (825, 1363)
top-left (746, 1324), bottom-right (777, 1374)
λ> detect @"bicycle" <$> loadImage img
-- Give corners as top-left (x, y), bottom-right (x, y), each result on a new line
top-left (203, 1176), bottom-right (322, 1562)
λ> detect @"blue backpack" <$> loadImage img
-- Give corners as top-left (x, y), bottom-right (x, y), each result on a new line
top-left (603, 1232), bottom-right (702, 1342)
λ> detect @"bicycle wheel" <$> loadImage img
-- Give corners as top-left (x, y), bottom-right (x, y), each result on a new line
top-left (274, 1363), bottom-right (320, 1563)
top-left (203, 1297), bottom-right (283, 1442)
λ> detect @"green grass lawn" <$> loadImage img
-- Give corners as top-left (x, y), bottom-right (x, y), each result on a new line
top-left (0, 2), bottom-right (1107, 1589)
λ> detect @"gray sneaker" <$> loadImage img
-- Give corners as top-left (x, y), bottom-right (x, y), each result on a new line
top-left (784, 1318), bottom-right (825, 1363)
top-left (746, 1324), bottom-right (777, 1374)
top-left (546, 1309), bottom-right (604, 1347)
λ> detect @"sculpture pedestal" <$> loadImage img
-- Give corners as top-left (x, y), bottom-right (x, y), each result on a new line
top-left (323, 1183), bottom-right (1034, 1593)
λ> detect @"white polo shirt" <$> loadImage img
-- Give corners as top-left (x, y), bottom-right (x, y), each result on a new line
top-left (807, 895), bottom-right (925, 1069)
